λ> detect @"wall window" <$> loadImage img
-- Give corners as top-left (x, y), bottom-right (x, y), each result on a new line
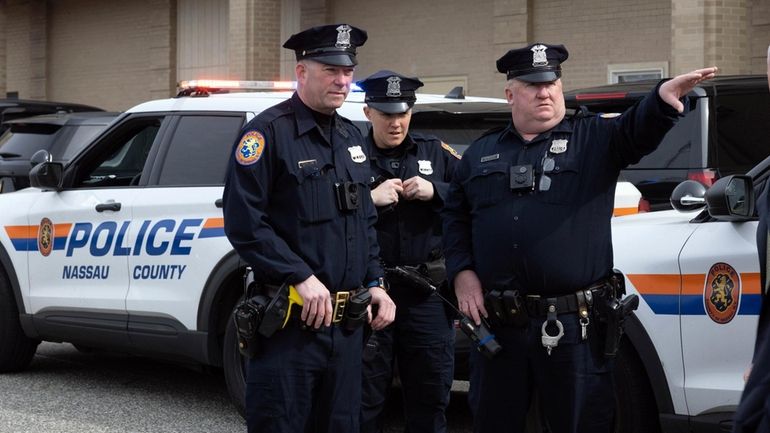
top-left (607, 62), bottom-right (668, 84)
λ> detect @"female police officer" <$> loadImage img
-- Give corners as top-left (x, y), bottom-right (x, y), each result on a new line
top-left (357, 70), bottom-right (459, 433)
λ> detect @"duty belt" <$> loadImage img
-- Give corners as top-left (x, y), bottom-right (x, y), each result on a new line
top-left (524, 280), bottom-right (610, 317)
top-left (264, 285), bottom-right (358, 326)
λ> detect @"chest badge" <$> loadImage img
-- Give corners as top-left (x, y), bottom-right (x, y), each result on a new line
top-left (549, 139), bottom-right (568, 154)
top-left (347, 145), bottom-right (367, 163)
top-left (418, 160), bottom-right (433, 175)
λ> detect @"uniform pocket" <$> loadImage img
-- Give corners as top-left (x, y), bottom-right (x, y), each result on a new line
top-left (294, 165), bottom-right (337, 223)
top-left (535, 155), bottom-right (580, 205)
top-left (463, 162), bottom-right (510, 209)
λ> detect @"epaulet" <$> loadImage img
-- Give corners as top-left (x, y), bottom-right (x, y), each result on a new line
top-left (256, 99), bottom-right (293, 124)
top-left (477, 125), bottom-right (506, 139)
top-left (569, 106), bottom-right (594, 120)
top-left (409, 131), bottom-right (441, 144)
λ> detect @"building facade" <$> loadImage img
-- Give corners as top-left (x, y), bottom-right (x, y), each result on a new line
top-left (0, 0), bottom-right (767, 111)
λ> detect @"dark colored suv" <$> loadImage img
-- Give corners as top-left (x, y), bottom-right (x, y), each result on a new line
top-left (0, 99), bottom-right (103, 135)
top-left (564, 75), bottom-right (770, 210)
top-left (0, 112), bottom-right (118, 193)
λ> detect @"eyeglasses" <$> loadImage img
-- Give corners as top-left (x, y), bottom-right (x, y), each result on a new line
top-left (539, 156), bottom-right (555, 192)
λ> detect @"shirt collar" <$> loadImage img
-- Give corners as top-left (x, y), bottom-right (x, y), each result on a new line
top-left (500, 116), bottom-right (573, 144)
top-left (290, 93), bottom-right (336, 137)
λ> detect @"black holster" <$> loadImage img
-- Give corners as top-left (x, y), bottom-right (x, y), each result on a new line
top-left (592, 270), bottom-right (639, 358)
top-left (343, 288), bottom-right (372, 332)
top-left (233, 269), bottom-right (270, 358)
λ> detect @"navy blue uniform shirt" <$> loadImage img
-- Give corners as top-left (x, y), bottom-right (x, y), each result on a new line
top-left (223, 93), bottom-right (382, 291)
top-left (443, 83), bottom-right (683, 296)
top-left (368, 132), bottom-right (459, 266)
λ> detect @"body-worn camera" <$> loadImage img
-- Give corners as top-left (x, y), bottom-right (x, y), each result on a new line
top-left (510, 164), bottom-right (535, 191)
top-left (335, 181), bottom-right (360, 211)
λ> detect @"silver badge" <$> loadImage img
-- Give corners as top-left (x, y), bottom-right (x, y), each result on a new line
top-left (347, 145), bottom-right (366, 163)
top-left (335, 25), bottom-right (352, 49)
top-left (549, 139), bottom-right (568, 154)
top-left (418, 160), bottom-right (433, 175)
top-left (531, 44), bottom-right (548, 67)
top-left (386, 76), bottom-right (402, 97)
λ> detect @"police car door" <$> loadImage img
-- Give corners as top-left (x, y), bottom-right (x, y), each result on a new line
top-left (677, 219), bottom-right (760, 414)
top-left (26, 116), bottom-right (166, 332)
top-left (124, 113), bottom-right (246, 332)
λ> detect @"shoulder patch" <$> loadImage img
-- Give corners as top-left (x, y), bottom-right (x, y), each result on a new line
top-left (235, 130), bottom-right (266, 166)
top-left (441, 142), bottom-right (461, 159)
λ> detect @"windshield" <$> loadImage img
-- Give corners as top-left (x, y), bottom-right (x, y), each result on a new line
top-left (0, 125), bottom-right (60, 159)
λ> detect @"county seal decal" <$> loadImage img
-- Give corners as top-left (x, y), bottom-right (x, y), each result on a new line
top-left (235, 130), bottom-right (265, 166)
top-left (38, 217), bottom-right (54, 257)
top-left (704, 262), bottom-right (741, 324)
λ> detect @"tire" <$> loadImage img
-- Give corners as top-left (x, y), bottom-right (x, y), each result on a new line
top-left (223, 311), bottom-right (247, 419)
top-left (613, 339), bottom-right (661, 433)
top-left (0, 267), bottom-right (39, 372)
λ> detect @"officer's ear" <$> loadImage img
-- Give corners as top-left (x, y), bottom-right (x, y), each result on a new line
top-left (296, 61), bottom-right (308, 83)
top-left (363, 105), bottom-right (373, 121)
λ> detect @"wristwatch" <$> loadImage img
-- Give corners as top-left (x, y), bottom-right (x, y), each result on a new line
top-left (366, 276), bottom-right (389, 292)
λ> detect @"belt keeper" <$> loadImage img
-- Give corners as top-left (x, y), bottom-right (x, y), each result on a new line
top-left (546, 297), bottom-right (558, 322)
top-left (576, 290), bottom-right (589, 319)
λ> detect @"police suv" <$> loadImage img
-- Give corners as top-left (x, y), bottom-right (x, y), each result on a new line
top-left (0, 80), bottom-right (641, 419)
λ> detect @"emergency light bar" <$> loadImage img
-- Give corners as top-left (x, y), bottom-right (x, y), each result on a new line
top-left (176, 79), bottom-right (362, 97)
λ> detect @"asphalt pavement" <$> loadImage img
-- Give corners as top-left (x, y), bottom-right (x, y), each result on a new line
top-left (0, 342), bottom-right (472, 433)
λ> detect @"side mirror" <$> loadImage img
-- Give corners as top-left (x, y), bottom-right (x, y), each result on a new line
top-left (29, 161), bottom-right (64, 191)
top-left (705, 175), bottom-right (754, 221)
top-left (30, 149), bottom-right (52, 167)
top-left (670, 180), bottom-right (707, 212)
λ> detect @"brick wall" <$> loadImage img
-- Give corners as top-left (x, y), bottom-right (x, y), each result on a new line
top-left (531, 0), bottom-right (672, 91)
top-left (750, 0), bottom-right (770, 73)
top-left (330, 0), bottom-right (501, 97)
top-left (229, 0), bottom-right (281, 82)
top-left (46, 0), bottom-right (175, 110)
top-left (0, 4), bottom-right (5, 96)
top-left (5, 1), bottom-right (33, 99)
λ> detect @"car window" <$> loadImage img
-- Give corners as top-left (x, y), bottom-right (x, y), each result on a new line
top-left (0, 125), bottom-right (60, 158)
top-left (76, 118), bottom-right (161, 188)
top-left (157, 115), bottom-right (245, 186)
top-left (626, 102), bottom-right (703, 170)
top-left (410, 112), bottom-right (511, 154)
top-left (713, 91), bottom-right (770, 176)
top-left (54, 125), bottom-right (111, 161)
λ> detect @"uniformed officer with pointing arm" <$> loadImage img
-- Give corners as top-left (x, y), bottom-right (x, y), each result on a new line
top-left (222, 24), bottom-right (395, 433)
top-left (733, 43), bottom-right (770, 433)
top-left (357, 70), bottom-right (459, 433)
top-left (442, 42), bottom-right (717, 433)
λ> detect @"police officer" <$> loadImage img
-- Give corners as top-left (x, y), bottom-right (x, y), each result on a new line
top-left (442, 43), bottom-right (717, 433)
top-left (357, 70), bottom-right (459, 433)
top-left (733, 44), bottom-right (770, 433)
top-left (222, 24), bottom-right (396, 433)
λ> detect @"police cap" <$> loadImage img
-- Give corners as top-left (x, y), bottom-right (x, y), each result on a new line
top-left (283, 24), bottom-right (367, 67)
top-left (496, 43), bottom-right (569, 82)
top-left (357, 70), bottom-right (424, 114)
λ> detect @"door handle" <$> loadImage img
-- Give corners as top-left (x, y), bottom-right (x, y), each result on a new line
top-left (95, 202), bottom-right (121, 212)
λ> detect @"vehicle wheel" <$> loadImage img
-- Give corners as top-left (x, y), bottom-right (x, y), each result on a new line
top-left (0, 268), bottom-right (39, 372)
top-left (613, 339), bottom-right (661, 433)
top-left (223, 311), bottom-right (247, 419)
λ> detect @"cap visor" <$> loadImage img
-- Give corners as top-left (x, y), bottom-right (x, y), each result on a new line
top-left (312, 53), bottom-right (357, 67)
top-left (516, 71), bottom-right (560, 83)
top-left (367, 101), bottom-right (411, 114)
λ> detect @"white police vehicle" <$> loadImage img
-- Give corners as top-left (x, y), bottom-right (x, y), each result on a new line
top-left (603, 160), bottom-right (766, 433)
top-left (0, 80), bottom-right (642, 418)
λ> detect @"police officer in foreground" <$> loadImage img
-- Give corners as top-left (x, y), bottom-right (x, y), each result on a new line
top-left (357, 70), bottom-right (459, 433)
top-left (222, 24), bottom-right (395, 433)
top-left (733, 44), bottom-right (770, 433)
top-left (442, 43), bottom-right (717, 433)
